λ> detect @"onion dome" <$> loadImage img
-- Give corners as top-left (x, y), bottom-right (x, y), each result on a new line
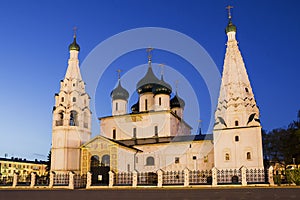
top-left (131, 101), bottom-right (139, 113)
top-left (69, 36), bottom-right (80, 51)
top-left (225, 19), bottom-right (237, 34)
top-left (170, 92), bottom-right (185, 109)
top-left (153, 75), bottom-right (172, 95)
top-left (136, 65), bottom-right (160, 94)
top-left (110, 81), bottom-right (129, 100)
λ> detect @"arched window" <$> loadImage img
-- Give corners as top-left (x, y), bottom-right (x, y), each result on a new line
top-left (146, 156), bottom-right (155, 166)
top-left (90, 155), bottom-right (100, 168)
top-left (112, 129), bottom-right (116, 139)
top-left (235, 135), bottom-right (239, 142)
top-left (101, 155), bottom-right (110, 167)
top-left (116, 102), bottom-right (118, 111)
top-left (72, 97), bottom-right (76, 102)
top-left (159, 97), bottom-right (162, 106)
top-left (61, 97), bottom-right (64, 102)
top-left (70, 110), bottom-right (78, 126)
top-left (56, 111), bottom-right (64, 126)
top-left (245, 88), bottom-right (249, 93)
top-left (84, 112), bottom-right (88, 128)
top-left (235, 120), bottom-right (239, 126)
top-left (247, 152), bottom-right (251, 160)
top-left (225, 153), bottom-right (230, 161)
top-left (133, 127), bottom-right (137, 138)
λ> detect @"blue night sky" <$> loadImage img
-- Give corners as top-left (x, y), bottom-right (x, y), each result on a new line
top-left (0, 0), bottom-right (299, 160)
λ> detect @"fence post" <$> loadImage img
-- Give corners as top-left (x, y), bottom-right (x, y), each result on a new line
top-left (86, 172), bottom-right (92, 189)
top-left (212, 167), bottom-right (217, 186)
top-left (157, 169), bottom-right (163, 187)
top-left (30, 173), bottom-right (36, 188)
top-left (184, 168), bottom-right (189, 187)
top-left (241, 166), bottom-right (247, 186)
top-left (268, 166), bottom-right (275, 186)
top-left (12, 173), bottom-right (18, 188)
top-left (109, 171), bottom-right (114, 187)
top-left (132, 170), bottom-right (138, 187)
top-left (49, 172), bottom-right (55, 188)
top-left (69, 171), bottom-right (75, 190)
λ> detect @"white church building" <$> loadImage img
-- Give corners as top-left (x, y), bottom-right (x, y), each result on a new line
top-left (50, 12), bottom-right (265, 186)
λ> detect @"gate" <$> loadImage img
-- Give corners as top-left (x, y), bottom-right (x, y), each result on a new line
top-left (91, 166), bottom-right (110, 185)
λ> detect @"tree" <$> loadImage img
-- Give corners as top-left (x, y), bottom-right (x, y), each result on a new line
top-left (45, 150), bottom-right (51, 175)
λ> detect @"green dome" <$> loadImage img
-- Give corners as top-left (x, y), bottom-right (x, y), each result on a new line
top-left (225, 20), bottom-right (237, 34)
top-left (111, 81), bottom-right (129, 100)
top-left (69, 37), bottom-right (80, 51)
top-left (153, 76), bottom-right (172, 95)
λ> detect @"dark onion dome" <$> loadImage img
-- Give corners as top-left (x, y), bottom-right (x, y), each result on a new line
top-left (136, 65), bottom-right (160, 94)
top-left (225, 19), bottom-right (237, 34)
top-left (170, 93), bottom-right (185, 109)
top-left (110, 81), bottom-right (129, 100)
top-left (69, 36), bottom-right (80, 51)
top-left (131, 101), bottom-right (139, 113)
top-left (153, 75), bottom-right (172, 95)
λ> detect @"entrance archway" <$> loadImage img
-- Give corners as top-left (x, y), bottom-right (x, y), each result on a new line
top-left (90, 155), bottom-right (110, 185)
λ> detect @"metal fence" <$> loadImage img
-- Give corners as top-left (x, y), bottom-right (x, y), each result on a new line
top-left (17, 174), bottom-right (31, 186)
top-left (0, 176), bottom-right (13, 186)
top-left (74, 174), bottom-right (87, 188)
top-left (114, 172), bottom-right (133, 186)
top-left (246, 168), bottom-right (267, 183)
top-left (137, 172), bottom-right (157, 185)
top-left (35, 175), bottom-right (49, 186)
top-left (162, 170), bottom-right (184, 185)
top-left (189, 170), bottom-right (212, 185)
top-left (53, 173), bottom-right (69, 186)
top-left (217, 169), bottom-right (242, 184)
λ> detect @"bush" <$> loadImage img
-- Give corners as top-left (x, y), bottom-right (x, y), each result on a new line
top-left (286, 169), bottom-right (300, 185)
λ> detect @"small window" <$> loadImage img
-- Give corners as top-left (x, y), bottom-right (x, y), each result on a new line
top-left (174, 110), bottom-right (177, 115)
top-left (61, 97), bottom-right (64, 102)
top-left (133, 127), bottom-right (137, 138)
top-left (72, 97), bottom-right (76, 102)
top-left (204, 155), bottom-right (208, 163)
top-left (113, 129), bottom-right (116, 139)
top-left (192, 156), bottom-right (197, 160)
top-left (146, 156), bottom-right (154, 166)
top-left (175, 157), bottom-right (180, 164)
top-left (245, 88), bottom-right (249, 93)
top-left (159, 97), bottom-right (162, 106)
top-left (235, 135), bottom-right (239, 142)
top-left (225, 153), bottom-right (230, 161)
top-left (235, 120), bottom-right (239, 126)
top-left (73, 83), bottom-right (76, 87)
top-left (154, 126), bottom-right (158, 137)
top-left (145, 99), bottom-right (148, 111)
top-left (247, 152), bottom-right (251, 160)
top-left (116, 102), bottom-right (118, 111)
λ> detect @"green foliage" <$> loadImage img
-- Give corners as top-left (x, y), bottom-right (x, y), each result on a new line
top-left (263, 110), bottom-right (300, 164)
top-left (286, 169), bottom-right (300, 186)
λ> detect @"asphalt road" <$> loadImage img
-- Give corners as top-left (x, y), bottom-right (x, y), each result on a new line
top-left (0, 187), bottom-right (299, 200)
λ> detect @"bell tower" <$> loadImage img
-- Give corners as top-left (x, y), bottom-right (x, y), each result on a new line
top-left (213, 7), bottom-right (264, 170)
top-left (51, 33), bottom-right (91, 174)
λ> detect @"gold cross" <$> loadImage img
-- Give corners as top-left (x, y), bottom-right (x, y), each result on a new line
top-left (117, 69), bottom-right (122, 80)
top-left (226, 5), bottom-right (233, 19)
top-left (146, 47), bottom-right (154, 60)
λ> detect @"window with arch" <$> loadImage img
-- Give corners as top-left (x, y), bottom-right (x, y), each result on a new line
top-left (101, 154), bottom-right (110, 167)
top-left (56, 111), bottom-right (64, 126)
top-left (247, 152), bottom-right (251, 160)
top-left (145, 99), bottom-right (148, 111)
top-left (116, 102), bottom-right (118, 111)
top-left (235, 135), bottom-right (239, 142)
top-left (112, 129), bottom-right (116, 139)
top-left (245, 87), bottom-right (249, 93)
top-left (225, 153), bottom-right (230, 161)
top-left (159, 97), bottom-right (162, 106)
top-left (133, 127), bottom-right (137, 138)
top-left (90, 155), bottom-right (100, 168)
top-left (69, 110), bottom-right (78, 126)
top-left (61, 97), bottom-right (64, 102)
top-left (235, 120), bottom-right (239, 126)
top-left (72, 97), bottom-right (76, 102)
top-left (84, 112), bottom-right (88, 128)
top-left (146, 156), bottom-right (155, 166)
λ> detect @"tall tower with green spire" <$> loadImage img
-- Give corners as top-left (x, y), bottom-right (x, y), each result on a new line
top-left (213, 6), bottom-right (264, 170)
top-left (51, 32), bottom-right (91, 174)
